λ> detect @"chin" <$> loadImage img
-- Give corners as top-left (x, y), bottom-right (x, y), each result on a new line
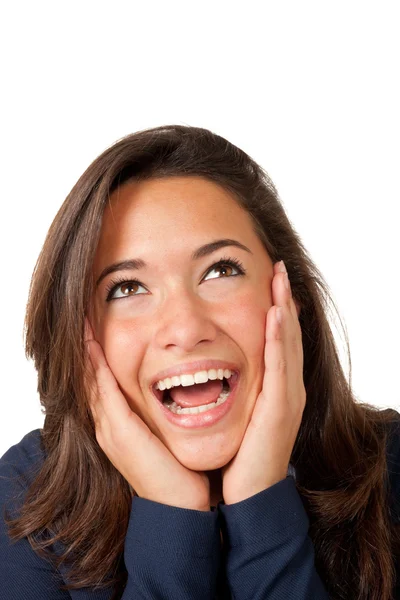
top-left (171, 441), bottom-right (239, 472)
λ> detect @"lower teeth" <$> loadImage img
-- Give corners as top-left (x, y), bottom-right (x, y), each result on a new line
top-left (163, 388), bottom-right (231, 415)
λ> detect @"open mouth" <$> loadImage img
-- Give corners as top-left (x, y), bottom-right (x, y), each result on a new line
top-left (151, 371), bottom-right (241, 417)
top-left (152, 376), bottom-right (232, 404)
top-left (152, 370), bottom-right (240, 425)
top-left (160, 377), bottom-right (231, 405)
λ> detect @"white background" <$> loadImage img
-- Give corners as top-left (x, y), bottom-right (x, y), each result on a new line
top-left (0, 1), bottom-right (399, 456)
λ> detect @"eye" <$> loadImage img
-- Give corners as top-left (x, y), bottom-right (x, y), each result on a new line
top-left (104, 255), bottom-right (246, 302)
top-left (203, 256), bottom-right (246, 281)
top-left (105, 279), bottom-right (147, 301)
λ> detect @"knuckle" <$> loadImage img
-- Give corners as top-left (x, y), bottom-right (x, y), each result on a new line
top-left (289, 336), bottom-right (299, 353)
top-left (277, 357), bottom-right (288, 373)
top-left (108, 422), bottom-right (131, 449)
top-left (97, 381), bottom-right (107, 399)
top-left (266, 356), bottom-right (288, 374)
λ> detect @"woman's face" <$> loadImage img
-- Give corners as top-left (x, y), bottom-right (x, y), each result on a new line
top-left (91, 175), bottom-right (280, 471)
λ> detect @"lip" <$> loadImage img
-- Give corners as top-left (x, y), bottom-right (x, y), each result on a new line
top-left (152, 371), bottom-right (240, 429)
top-left (149, 359), bottom-right (241, 391)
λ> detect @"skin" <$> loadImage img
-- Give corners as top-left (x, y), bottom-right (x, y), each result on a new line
top-left (87, 175), bottom-right (303, 508)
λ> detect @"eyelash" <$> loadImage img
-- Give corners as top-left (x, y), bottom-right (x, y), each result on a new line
top-left (104, 255), bottom-right (246, 302)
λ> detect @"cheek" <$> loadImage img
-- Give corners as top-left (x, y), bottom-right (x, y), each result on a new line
top-left (229, 293), bottom-right (268, 368)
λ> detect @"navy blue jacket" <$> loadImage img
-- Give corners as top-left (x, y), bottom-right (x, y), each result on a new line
top-left (1, 421), bottom-right (399, 599)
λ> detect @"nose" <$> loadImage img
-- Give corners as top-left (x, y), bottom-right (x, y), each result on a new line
top-left (153, 287), bottom-right (218, 352)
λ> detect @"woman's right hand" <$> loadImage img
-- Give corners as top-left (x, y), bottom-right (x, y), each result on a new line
top-left (84, 318), bottom-right (211, 512)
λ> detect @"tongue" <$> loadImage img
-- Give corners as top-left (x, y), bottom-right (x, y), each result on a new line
top-left (169, 380), bottom-right (224, 408)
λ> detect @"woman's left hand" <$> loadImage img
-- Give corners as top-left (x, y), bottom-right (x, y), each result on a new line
top-left (221, 260), bottom-right (306, 505)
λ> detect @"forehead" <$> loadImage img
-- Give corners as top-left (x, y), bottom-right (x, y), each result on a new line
top-left (100, 176), bottom-right (252, 241)
top-left (92, 175), bottom-right (271, 282)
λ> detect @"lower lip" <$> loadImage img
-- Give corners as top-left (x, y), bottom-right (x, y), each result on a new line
top-left (154, 372), bottom-right (240, 429)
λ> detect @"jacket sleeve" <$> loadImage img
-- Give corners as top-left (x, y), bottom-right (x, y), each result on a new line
top-left (1, 450), bottom-right (221, 599)
top-left (217, 476), bottom-right (330, 600)
top-left (120, 496), bottom-right (221, 599)
top-left (0, 480), bottom-right (220, 600)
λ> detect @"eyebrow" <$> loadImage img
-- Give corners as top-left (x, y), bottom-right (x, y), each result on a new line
top-left (95, 238), bottom-right (253, 288)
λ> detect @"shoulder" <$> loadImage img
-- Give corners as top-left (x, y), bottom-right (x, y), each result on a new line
top-left (0, 429), bottom-right (46, 515)
top-left (386, 413), bottom-right (400, 523)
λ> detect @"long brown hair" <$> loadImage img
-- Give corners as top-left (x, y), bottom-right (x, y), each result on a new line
top-left (4, 125), bottom-right (400, 599)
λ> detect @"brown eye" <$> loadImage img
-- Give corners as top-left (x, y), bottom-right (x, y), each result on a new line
top-left (120, 283), bottom-right (138, 296)
top-left (106, 280), bottom-right (147, 301)
top-left (213, 265), bottom-right (234, 277)
top-left (204, 260), bottom-right (243, 281)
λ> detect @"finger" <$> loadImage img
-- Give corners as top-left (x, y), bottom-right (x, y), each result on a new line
top-left (83, 317), bottom-right (108, 425)
top-left (265, 304), bottom-right (288, 379)
top-left (270, 267), bottom-right (293, 356)
top-left (251, 305), bottom-right (288, 429)
top-left (271, 264), bottom-right (305, 403)
top-left (84, 316), bottom-right (105, 398)
top-left (86, 338), bottom-right (132, 428)
top-left (272, 263), bottom-right (303, 358)
top-left (84, 342), bottom-right (102, 430)
top-left (272, 262), bottom-right (291, 312)
top-left (84, 316), bottom-right (95, 342)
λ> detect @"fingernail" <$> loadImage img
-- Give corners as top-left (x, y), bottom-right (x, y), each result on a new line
top-left (278, 260), bottom-right (287, 274)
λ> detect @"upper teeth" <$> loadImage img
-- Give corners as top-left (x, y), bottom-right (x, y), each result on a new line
top-left (155, 369), bottom-right (233, 391)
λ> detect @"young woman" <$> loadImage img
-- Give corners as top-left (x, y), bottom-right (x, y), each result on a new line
top-left (0, 125), bottom-right (399, 600)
